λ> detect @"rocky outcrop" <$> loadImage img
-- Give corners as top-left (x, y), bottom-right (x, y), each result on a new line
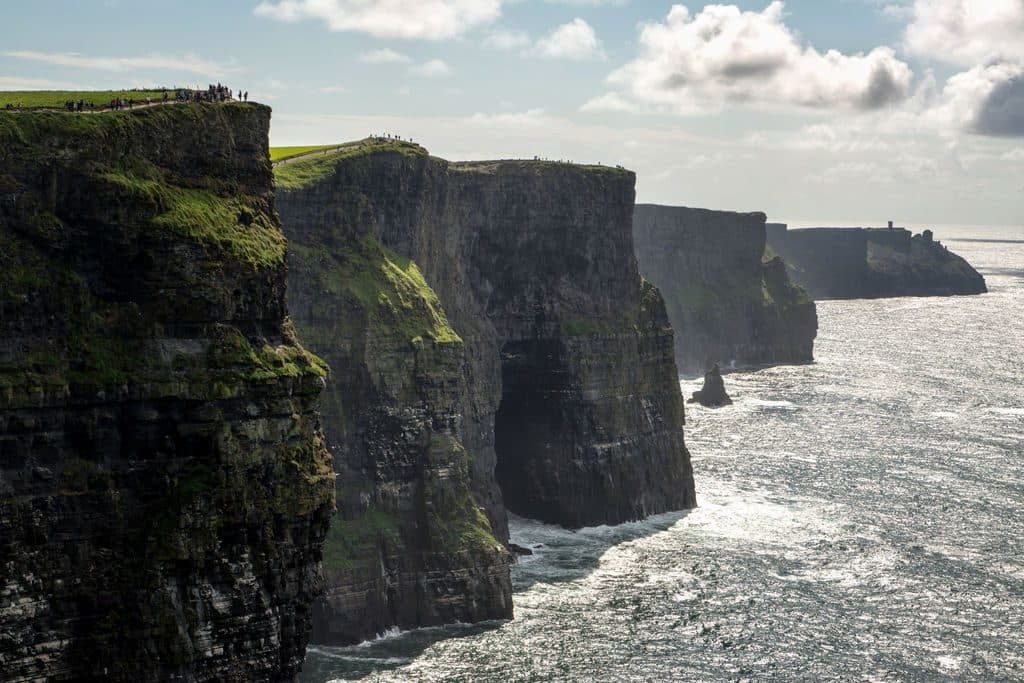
top-left (766, 224), bottom-right (988, 299)
top-left (0, 104), bottom-right (334, 681)
top-left (276, 141), bottom-right (695, 644)
top-left (634, 205), bottom-right (818, 374)
top-left (688, 364), bottom-right (732, 407)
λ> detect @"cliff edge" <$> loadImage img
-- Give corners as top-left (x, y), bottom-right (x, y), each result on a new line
top-left (766, 224), bottom-right (988, 299)
top-left (276, 141), bottom-right (695, 644)
top-left (0, 104), bottom-right (333, 681)
top-left (634, 205), bottom-right (818, 374)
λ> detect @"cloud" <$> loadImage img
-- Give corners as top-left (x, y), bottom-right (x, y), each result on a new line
top-left (411, 59), bottom-right (452, 77)
top-left (904, 0), bottom-right (1024, 66)
top-left (974, 75), bottom-right (1024, 137)
top-left (536, 18), bottom-right (605, 61)
top-left (0, 76), bottom-right (78, 90)
top-left (483, 28), bottom-right (531, 50)
top-left (318, 85), bottom-right (348, 93)
top-left (1001, 148), bottom-right (1024, 161)
top-left (1, 50), bottom-right (235, 77)
top-left (600, 2), bottom-right (912, 113)
top-left (253, 0), bottom-right (503, 40)
top-left (928, 61), bottom-right (1024, 137)
top-left (359, 48), bottom-right (411, 64)
top-left (466, 108), bottom-right (552, 127)
top-left (580, 91), bottom-right (639, 113)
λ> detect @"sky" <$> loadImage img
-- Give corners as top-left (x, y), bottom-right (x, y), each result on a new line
top-left (2, 0), bottom-right (1023, 227)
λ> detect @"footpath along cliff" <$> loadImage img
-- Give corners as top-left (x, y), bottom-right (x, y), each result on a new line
top-left (0, 104), bottom-right (333, 680)
top-left (275, 140), bottom-right (696, 644)
top-left (633, 204), bottom-right (818, 374)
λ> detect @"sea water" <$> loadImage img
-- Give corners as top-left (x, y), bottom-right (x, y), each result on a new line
top-left (302, 225), bottom-right (1023, 682)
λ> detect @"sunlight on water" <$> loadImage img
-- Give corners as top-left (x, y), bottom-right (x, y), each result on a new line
top-left (303, 226), bottom-right (1024, 682)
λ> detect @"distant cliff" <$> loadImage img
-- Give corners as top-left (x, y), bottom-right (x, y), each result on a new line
top-left (766, 224), bottom-right (987, 299)
top-left (276, 141), bottom-right (695, 644)
top-left (0, 104), bottom-right (333, 681)
top-left (634, 205), bottom-right (817, 374)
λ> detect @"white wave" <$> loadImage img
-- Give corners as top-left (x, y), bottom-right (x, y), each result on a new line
top-left (989, 407), bottom-right (1024, 416)
top-left (356, 625), bottom-right (403, 647)
top-left (748, 398), bottom-right (797, 409)
top-left (929, 411), bottom-right (960, 419)
top-left (306, 646), bottom-right (410, 665)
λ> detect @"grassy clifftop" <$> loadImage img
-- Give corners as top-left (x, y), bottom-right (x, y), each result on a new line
top-left (0, 89), bottom-right (169, 109)
top-left (273, 138), bottom-right (428, 190)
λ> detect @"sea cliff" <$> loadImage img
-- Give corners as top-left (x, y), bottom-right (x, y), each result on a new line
top-left (634, 205), bottom-right (817, 374)
top-left (0, 104), bottom-right (334, 681)
top-left (766, 224), bottom-right (987, 299)
top-left (276, 142), bottom-right (695, 644)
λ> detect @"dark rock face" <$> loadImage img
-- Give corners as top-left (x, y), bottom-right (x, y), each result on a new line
top-left (276, 145), bottom-right (695, 644)
top-left (633, 205), bottom-right (818, 374)
top-left (688, 364), bottom-right (733, 407)
top-left (0, 105), bottom-right (334, 681)
top-left (766, 224), bottom-right (988, 299)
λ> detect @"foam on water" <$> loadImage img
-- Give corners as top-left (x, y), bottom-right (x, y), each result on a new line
top-left (302, 228), bottom-right (1024, 682)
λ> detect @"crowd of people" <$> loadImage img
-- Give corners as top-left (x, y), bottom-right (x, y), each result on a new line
top-left (370, 133), bottom-right (414, 144)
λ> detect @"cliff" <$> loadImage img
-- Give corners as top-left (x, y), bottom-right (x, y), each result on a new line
top-left (275, 142), bottom-right (695, 644)
top-left (766, 224), bottom-right (988, 299)
top-left (633, 205), bottom-right (817, 375)
top-left (0, 104), bottom-right (333, 681)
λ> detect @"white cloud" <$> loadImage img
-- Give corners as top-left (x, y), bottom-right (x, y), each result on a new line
top-left (536, 18), bottom-right (605, 61)
top-left (0, 76), bottom-right (78, 90)
top-left (1, 50), bottom-right (236, 77)
top-left (601, 2), bottom-right (912, 113)
top-left (254, 0), bottom-right (503, 40)
top-left (318, 85), bottom-right (348, 93)
top-left (580, 91), bottom-right (639, 113)
top-left (483, 28), bottom-right (531, 50)
top-left (359, 48), bottom-right (411, 64)
top-left (466, 108), bottom-right (552, 127)
top-left (926, 61), bottom-right (1024, 137)
top-left (904, 0), bottom-right (1024, 66)
top-left (1002, 148), bottom-right (1024, 161)
top-left (411, 59), bottom-right (453, 77)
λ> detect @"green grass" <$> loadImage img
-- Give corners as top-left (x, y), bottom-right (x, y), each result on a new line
top-left (101, 168), bottom-right (287, 269)
top-left (291, 237), bottom-right (462, 344)
top-left (274, 138), bottom-right (427, 190)
top-left (0, 89), bottom-right (170, 109)
top-left (321, 508), bottom-right (402, 573)
top-left (269, 145), bottom-right (338, 162)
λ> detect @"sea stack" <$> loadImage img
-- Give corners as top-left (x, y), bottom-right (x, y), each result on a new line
top-left (689, 363), bottom-right (733, 407)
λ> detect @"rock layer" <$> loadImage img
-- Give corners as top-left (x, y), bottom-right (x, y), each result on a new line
top-left (766, 224), bottom-right (988, 299)
top-left (276, 142), bottom-right (695, 644)
top-left (633, 205), bottom-right (818, 374)
top-left (0, 104), bottom-right (333, 681)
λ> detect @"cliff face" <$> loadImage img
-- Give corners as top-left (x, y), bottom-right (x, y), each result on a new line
top-left (633, 205), bottom-right (817, 375)
top-left (766, 224), bottom-right (988, 299)
top-left (0, 105), bottom-right (333, 681)
top-left (276, 142), bottom-right (695, 644)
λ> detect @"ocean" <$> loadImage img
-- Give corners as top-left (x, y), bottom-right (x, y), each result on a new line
top-left (302, 225), bottom-right (1024, 682)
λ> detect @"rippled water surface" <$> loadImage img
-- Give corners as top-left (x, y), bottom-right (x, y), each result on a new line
top-left (303, 227), bottom-right (1024, 682)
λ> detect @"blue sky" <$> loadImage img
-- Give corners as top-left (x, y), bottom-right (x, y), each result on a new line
top-left (2, 0), bottom-right (1022, 227)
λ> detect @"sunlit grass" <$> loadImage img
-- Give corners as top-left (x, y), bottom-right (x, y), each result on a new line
top-left (0, 90), bottom-right (170, 109)
top-left (269, 145), bottom-right (339, 162)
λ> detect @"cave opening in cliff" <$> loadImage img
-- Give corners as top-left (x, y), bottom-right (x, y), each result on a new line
top-left (493, 338), bottom-right (574, 524)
